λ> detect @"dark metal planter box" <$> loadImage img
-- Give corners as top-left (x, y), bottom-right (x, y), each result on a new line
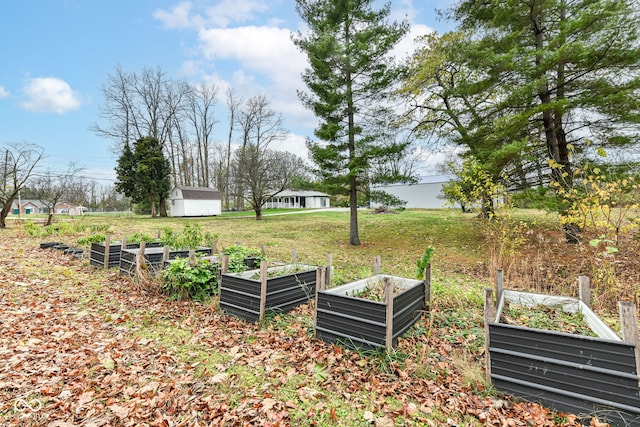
top-left (90, 241), bottom-right (142, 268)
top-left (220, 264), bottom-right (317, 323)
top-left (119, 246), bottom-right (212, 276)
top-left (90, 241), bottom-right (163, 268)
top-left (316, 275), bottom-right (426, 350)
top-left (486, 288), bottom-right (640, 426)
top-left (40, 241), bottom-right (63, 249)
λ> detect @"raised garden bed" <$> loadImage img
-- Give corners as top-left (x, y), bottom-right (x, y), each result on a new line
top-left (315, 274), bottom-right (427, 350)
top-left (486, 282), bottom-right (640, 426)
top-left (220, 263), bottom-right (318, 323)
top-left (40, 241), bottom-right (63, 249)
top-left (119, 246), bottom-right (212, 276)
top-left (90, 241), bottom-right (163, 268)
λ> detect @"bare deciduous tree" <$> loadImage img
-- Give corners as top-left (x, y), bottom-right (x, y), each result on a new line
top-left (232, 147), bottom-right (308, 220)
top-left (31, 163), bottom-right (85, 226)
top-left (0, 142), bottom-right (44, 228)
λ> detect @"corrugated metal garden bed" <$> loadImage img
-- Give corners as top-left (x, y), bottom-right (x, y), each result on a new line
top-left (119, 246), bottom-right (212, 276)
top-left (220, 263), bottom-right (318, 323)
top-left (316, 274), bottom-right (427, 351)
top-left (486, 285), bottom-right (640, 426)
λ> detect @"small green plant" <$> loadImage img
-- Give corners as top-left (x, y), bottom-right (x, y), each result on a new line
top-left (589, 235), bottom-right (619, 255)
top-left (161, 224), bottom-right (216, 250)
top-left (128, 232), bottom-right (159, 244)
top-left (23, 221), bottom-right (42, 237)
top-left (416, 246), bottom-right (435, 279)
top-left (77, 233), bottom-right (107, 246)
top-left (248, 264), bottom-right (311, 280)
top-left (222, 244), bottom-right (264, 272)
top-left (161, 257), bottom-right (219, 301)
top-left (501, 303), bottom-right (597, 337)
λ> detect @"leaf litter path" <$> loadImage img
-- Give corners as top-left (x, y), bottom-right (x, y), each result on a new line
top-left (0, 239), bottom-right (586, 426)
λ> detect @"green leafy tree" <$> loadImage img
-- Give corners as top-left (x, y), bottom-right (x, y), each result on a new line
top-left (440, 157), bottom-right (504, 218)
top-left (449, 0), bottom-right (640, 188)
top-left (114, 141), bottom-right (136, 200)
top-left (293, 0), bottom-right (410, 245)
top-left (402, 31), bottom-right (531, 193)
top-left (115, 136), bottom-right (171, 217)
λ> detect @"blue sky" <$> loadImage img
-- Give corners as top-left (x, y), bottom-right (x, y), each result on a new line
top-left (0, 0), bottom-right (456, 184)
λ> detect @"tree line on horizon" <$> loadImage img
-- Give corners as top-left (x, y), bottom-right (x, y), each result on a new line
top-left (2, 0), bottom-right (639, 244)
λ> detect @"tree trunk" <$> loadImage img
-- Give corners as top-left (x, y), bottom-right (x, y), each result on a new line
top-left (45, 210), bottom-right (54, 226)
top-left (532, 12), bottom-right (565, 187)
top-left (159, 198), bottom-right (168, 217)
top-left (0, 200), bottom-right (12, 228)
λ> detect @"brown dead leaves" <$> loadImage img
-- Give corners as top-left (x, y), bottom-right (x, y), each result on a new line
top-left (0, 237), bottom-right (590, 426)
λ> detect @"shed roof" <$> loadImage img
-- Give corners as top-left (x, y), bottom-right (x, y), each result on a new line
top-left (175, 186), bottom-right (221, 200)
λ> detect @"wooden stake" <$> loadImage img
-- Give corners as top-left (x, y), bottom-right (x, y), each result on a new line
top-left (326, 253), bottom-right (332, 289)
top-left (104, 234), bottom-right (111, 269)
top-left (211, 237), bottom-right (217, 253)
top-left (259, 260), bottom-right (268, 323)
top-left (495, 268), bottom-right (504, 305)
top-left (121, 236), bottom-right (127, 250)
top-left (373, 256), bottom-right (381, 275)
top-left (484, 288), bottom-right (495, 385)
top-left (579, 276), bottom-right (591, 308)
top-left (261, 244), bottom-right (267, 257)
top-left (138, 241), bottom-right (147, 270)
top-left (292, 249), bottom-right (298, 264)
top-left (384, 277), bottom-right (394, 352)
top-left (189, 250), bottom-right (196, 266)
top-left (162, 246), bottom-right (170, 263)
top-left (314, 267), bottom-right (325, 339)
top-left (619, 301), bottom-right (640, 389)
top-left (221, 255), bottom-right (229, 274)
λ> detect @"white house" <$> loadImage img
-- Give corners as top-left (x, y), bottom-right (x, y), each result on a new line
top-left (372, 175), bottom-right (456, 209)
top-left (169, 186), bottom-right (222, 217)
top-left (263, 190), bottom-right (330, 209)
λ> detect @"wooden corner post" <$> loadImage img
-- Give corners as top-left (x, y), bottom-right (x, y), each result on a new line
top-left (314, 266), bottom-right (326, 339)
top-left (104, 234), bottom-right (111, 269)
top-left (579, 276), bottom-right (591, 308)
top-left (495, 268), bottom-right (504, 305)
top-left (326, 253), bottom-right (333, 289)
top-left (619, 301), bottom-right (640, 390)
top-left (384, 277), bottom-right (394, 353)
top-left (373, 256), bottom-right (381, 275)
top-left (484, 288), bottom-right (495, 385)
top-left (258, 260), bottom-right (268, 324)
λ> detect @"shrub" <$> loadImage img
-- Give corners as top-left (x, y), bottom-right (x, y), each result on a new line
top-left (162, 257), bottom-right (219, 301)
top-left (161, 223), bottom-right (216, 250)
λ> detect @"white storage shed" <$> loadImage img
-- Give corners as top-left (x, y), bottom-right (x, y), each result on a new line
top-left (169, 186), bottom-right (222, 217)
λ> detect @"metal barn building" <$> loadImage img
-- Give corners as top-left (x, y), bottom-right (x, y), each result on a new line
top-left (372, 175), bottom-right (455, 209)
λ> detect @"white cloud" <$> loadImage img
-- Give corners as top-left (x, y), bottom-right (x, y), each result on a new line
top-left (198, 25), bottom-right (305, 89)
top-left (204, 0), bottom-right (268, 27)
top-left (20, 77), bottom-right (82, 114)
top-left (0, 86), bottom-right (8, 98)
top-left (154, 0), bottom-right (269, 29)
top-left (153, 1), bottom-right (197, 29)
